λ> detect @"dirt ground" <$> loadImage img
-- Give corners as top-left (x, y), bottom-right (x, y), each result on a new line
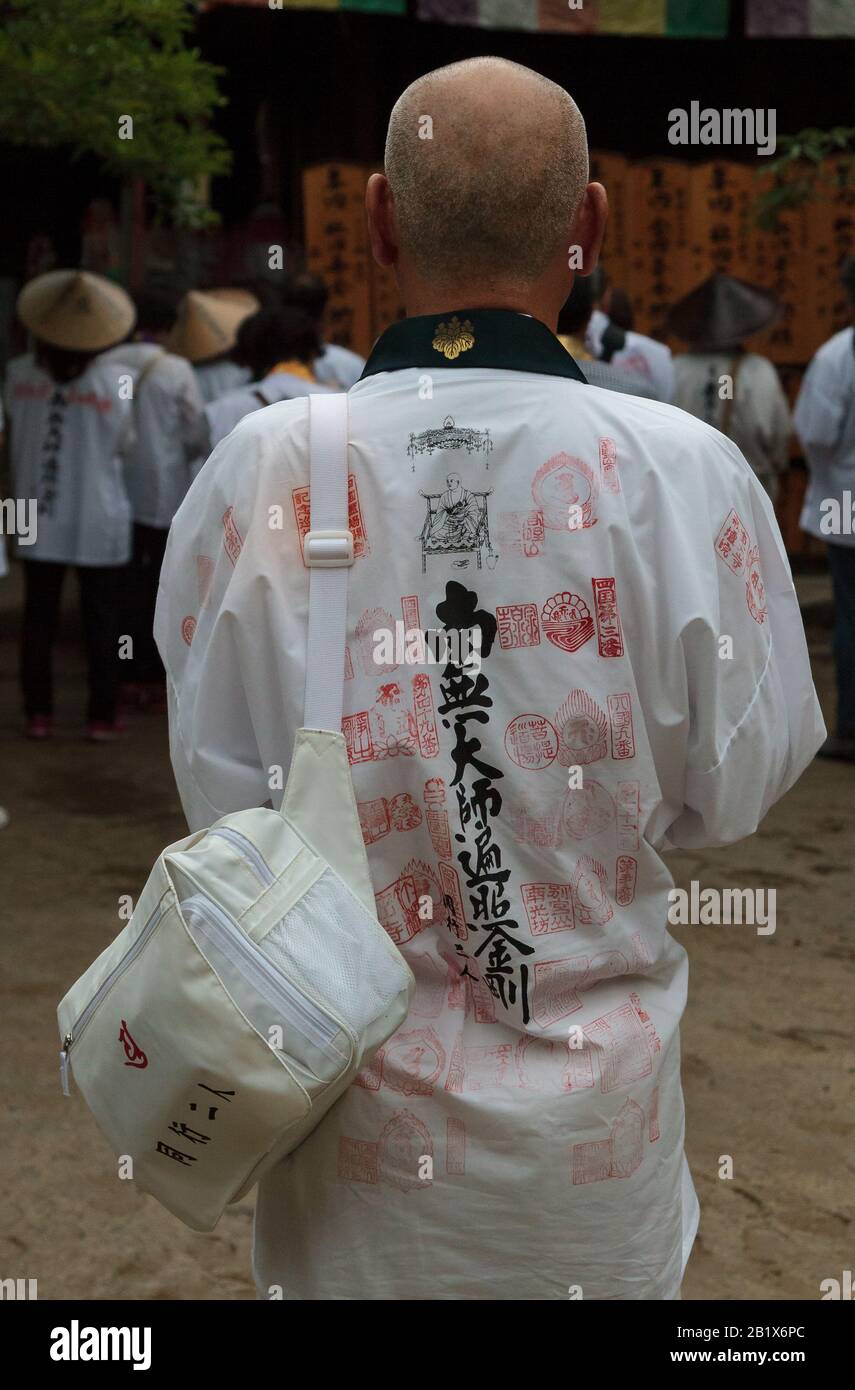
top-left (0, 565), bottom-right (852, 1302)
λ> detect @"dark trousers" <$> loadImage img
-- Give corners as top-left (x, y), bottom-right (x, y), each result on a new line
top-left (119, 523), bottom-right (169, 686)
top-left (21, 560), bottom-right (123, 724)
top-left (826, 541), bottom-right (855, 738)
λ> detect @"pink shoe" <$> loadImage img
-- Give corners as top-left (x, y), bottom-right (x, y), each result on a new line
top-left (25, 716), bottom-right (53, 740)
top-left (87, 719), bottom-right (127, 743)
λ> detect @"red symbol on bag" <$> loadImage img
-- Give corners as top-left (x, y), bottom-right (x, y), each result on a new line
top-left (118, 1020), bottom-right (148, 1069)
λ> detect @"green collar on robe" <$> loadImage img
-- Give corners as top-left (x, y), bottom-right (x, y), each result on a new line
top-left (360, 308), bottom-right (589, 385)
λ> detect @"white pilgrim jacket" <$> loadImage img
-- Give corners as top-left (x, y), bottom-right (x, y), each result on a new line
top-left (194, 360), bottom-right (251, 405)
top-left (5, 353), bottom-right (133, 567)
top-left (204, 368), bottom-right (332, 452)
top-left (314, 341), bottom-right (367, 390)
top-left (586, 308), bottom-right (675, 402)
top-left (155, 309), bottom-right (824, 1300)
top-left (102, 342), bottom-right (207, 531)
top-left (673, 352), bottom-right (791, 499)
top-left (794, 326), bottom-right (855, 548)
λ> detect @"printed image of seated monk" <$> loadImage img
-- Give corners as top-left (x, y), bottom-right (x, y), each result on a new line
top-left (423, 473), bottom-right (481, 549)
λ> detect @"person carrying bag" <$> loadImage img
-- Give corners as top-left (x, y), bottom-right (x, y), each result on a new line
top-left (57, 393), bottom-right (414, 1231)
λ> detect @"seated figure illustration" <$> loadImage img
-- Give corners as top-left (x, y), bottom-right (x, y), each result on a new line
top-left (419, 473), bottom-right (493, 572)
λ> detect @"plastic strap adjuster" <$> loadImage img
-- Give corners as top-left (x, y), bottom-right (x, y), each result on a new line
top-left (305, 529), bottom-right (355, 568)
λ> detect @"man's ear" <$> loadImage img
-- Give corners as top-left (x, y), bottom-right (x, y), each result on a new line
top-left (366, 173), bottom-right (398, 269)
top-left (572, 181), bottom-right (608, 277)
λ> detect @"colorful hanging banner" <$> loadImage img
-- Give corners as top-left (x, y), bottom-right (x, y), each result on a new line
top-left (204, 0), bottom-right (729, 31)
top-left (667, 0), bottom-right (730, 36)
top-left (202, 0), bottom-right (406, 14)
top-left (747, 0), bottom-right (855, 36)
top-left (416, 0), bottom-right (729, 35)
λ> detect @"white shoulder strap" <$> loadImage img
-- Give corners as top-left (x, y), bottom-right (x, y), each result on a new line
top-left (303, 392), bottom-right (353, 732)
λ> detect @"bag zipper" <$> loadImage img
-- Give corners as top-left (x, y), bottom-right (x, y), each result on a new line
top-left (60, 898), bottom-right (170, 1096)
top-left (207, 827), bottom-right (275, 887)
top-left (181, 893), bottom-right (350, 1065)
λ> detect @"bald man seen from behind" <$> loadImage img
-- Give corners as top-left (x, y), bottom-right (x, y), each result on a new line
top-left (156, 59), bottom-right (824, 1301)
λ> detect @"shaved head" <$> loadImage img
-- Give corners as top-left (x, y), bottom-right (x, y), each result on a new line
top-left (384, 58), bottom-right (589, 286)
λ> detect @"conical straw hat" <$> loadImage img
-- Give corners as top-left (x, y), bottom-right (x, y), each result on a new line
top-left (667, 273), bottom-right (782, 351)
top-left (166, 288), bottom-right (260, 363)
top-left (17, 270), bottom-right (136, 352)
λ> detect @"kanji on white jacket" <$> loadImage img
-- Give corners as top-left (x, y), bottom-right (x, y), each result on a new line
top-left (155, 310), bottom-right (823, 1301)
top-left (5, 353), bottom-right (133, 566)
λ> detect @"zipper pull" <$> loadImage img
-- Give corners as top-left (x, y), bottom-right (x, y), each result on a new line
top-left (60, 1034), bottom-right (72, 1097)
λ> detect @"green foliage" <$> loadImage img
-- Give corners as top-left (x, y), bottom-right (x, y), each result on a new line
top-left (0, 0), bottom-right (231, 226)
top-left (754, 127), bottom-right (855, 232)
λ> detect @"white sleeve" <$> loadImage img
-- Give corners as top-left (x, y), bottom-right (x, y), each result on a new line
top-left (155, 400), bottom-right (310, 832)
top-left (154, 430), bottom-right (270, 831)
top-left (663, 438), bottom-right (825, 850)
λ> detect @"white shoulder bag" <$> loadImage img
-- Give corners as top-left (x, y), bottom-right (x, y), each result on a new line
top-left (57, 393), bottom-right (415, 1231)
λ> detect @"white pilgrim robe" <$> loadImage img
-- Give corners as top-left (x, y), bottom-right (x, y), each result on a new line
top-left (204, 369), bottom-right (333, 452)
top-left (673, 352), bottom-right (791, 500)
top-left (314, 341), bottom-right (366, 390)
top-left (586, 308), bottom-right (675, 402)
top-left (5, 353), bottom-right (133, 567)
top-left (794, 326), bottom-right (855, 548)
top-left (194, 360), bottom-right (251, 404)
top-left (156, 311), bottom-right (822, 1300)
top-left (102, 343), bottom-right (207, 530)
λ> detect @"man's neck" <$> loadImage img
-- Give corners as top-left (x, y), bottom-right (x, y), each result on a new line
top-left (402, 288), bottom-right (559, 333)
